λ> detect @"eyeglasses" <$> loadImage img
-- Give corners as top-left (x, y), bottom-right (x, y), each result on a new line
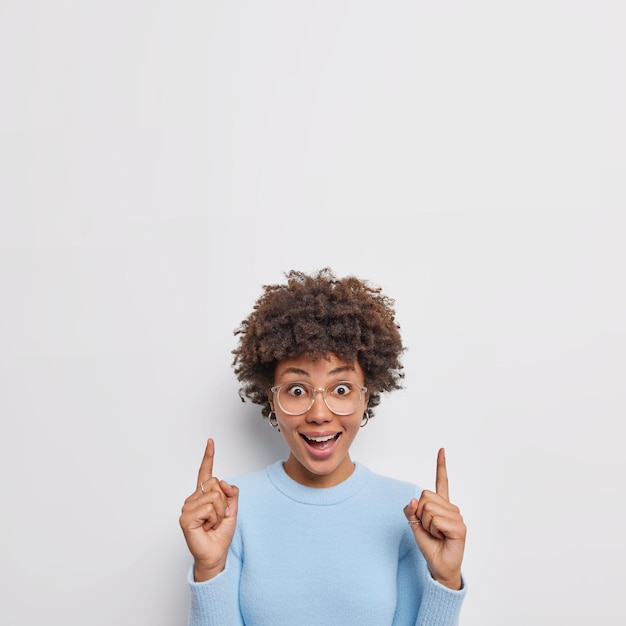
top-left (271, 381), bottom-right (367, 416)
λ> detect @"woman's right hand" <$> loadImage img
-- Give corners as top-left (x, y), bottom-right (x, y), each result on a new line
top-left (179, 438), bottom-right (239, 582)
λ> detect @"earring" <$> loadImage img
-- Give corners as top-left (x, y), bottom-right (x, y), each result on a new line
top-left (268, 412), bottom-right (279, 428)
top-left (360, 412), bottom-right (369, 427)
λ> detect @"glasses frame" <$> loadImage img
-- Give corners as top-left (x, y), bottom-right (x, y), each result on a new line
top-left (270, 381), bottom-right (368, 416)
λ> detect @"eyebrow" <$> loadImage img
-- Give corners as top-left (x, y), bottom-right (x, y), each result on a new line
top-left (278, 365), bottom-right (356, 379)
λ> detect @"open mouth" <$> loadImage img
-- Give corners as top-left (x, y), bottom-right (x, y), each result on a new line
top-left (300, 433), bottom-right (341, 451)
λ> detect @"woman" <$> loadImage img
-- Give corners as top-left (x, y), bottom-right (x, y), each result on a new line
top-left (180, 269), bottom-right (467, 625)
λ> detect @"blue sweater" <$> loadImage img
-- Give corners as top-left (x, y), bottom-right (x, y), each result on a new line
top-left (188, 461), bottom-right (466, 625)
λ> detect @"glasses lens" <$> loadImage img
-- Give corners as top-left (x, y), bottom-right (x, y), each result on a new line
top-left (324, 381), bottom-right (362, 414)
top-left (276, 381), bottom-right (363, 415)
top-left (277, 382), bottom-right (314, 415)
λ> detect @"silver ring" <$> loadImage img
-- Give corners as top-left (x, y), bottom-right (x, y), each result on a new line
top-left (199, 481), bottom-right (206, 494)
top-left (408, 519), bottom-right (421, 525)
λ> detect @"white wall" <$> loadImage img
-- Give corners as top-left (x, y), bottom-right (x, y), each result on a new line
top-left (1, 2), bottom-right (624, 624)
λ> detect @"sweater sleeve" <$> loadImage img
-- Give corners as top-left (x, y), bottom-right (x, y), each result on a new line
top-left (394, 525), bottom-right (466, 626)
top-left (415, 576), bottom-right (466, 626)
top-left (187, 550), bottom-right (244, 626)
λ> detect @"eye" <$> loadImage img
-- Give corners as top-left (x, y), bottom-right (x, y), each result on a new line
top-left (285, 383), bottom-right (310, 398)
top-left (332, 382), bottom-right (354, 396)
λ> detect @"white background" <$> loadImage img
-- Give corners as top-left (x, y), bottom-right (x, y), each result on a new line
top-left (1, 2), bottom-right (624, 624)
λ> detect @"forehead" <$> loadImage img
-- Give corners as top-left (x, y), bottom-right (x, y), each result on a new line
top-left (274, 354), bottom-right (364, 382)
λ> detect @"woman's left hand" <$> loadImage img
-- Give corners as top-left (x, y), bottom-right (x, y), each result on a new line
top-left (404, 448), bottom-right (467, 590)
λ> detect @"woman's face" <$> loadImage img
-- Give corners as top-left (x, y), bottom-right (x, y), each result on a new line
top-left (270, 353), bottom-right (369, 488)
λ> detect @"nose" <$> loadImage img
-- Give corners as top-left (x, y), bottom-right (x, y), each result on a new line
top-left (306, 388), bottom-right (333, 423)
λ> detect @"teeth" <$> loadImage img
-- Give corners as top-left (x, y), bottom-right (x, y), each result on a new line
top-left (305, 434), bottom-right (336, 442)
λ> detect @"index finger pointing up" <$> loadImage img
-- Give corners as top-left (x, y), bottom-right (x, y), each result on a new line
top-left (197, 437), bottom-right (215, 487)
top-left (435, 447), bottom-right (449, 501)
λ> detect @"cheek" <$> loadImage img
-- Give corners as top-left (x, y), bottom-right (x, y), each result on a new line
top-left (344, 416), bottom-right (364, 431)
top-left (276, 417), bottom-right (295, 434)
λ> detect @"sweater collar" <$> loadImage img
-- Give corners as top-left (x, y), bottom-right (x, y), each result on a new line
top-left (265, 459), bottom-right (370, 505)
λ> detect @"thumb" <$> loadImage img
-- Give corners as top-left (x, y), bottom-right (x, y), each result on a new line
top-left (220, 480), bottom-right (239, 518)
top-left (403, 497), bottom-right (425, 533)
top-left (403, 497), bottom-right (419, 521)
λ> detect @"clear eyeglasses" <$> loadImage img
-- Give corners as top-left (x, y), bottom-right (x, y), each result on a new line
top-left (270, 381), bottom-right (367, 416)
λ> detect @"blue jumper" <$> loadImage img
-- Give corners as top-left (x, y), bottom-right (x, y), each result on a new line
top-left (188, 461), bottom-right (466, 625)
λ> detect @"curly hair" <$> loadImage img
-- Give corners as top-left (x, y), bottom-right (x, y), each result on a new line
top-left (232, 268), bottom-right (405, 419)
